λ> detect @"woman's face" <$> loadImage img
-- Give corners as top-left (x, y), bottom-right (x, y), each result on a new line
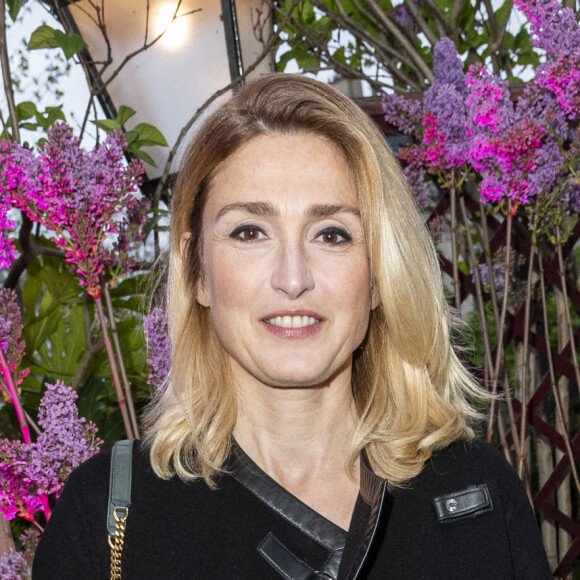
top-left (191, 133), bottom-right (378, 391)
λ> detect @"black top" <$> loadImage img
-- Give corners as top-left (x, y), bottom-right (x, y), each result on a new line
top-left (32, 438), bottom-right (551, 579)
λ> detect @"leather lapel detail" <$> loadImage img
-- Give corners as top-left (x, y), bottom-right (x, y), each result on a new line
top-left (433, 484), bottom-right (493, 522)
top-left (230, 441), bottom-right (346, 578)
top-left (258, 532), bottom-right (317, 580)
top-left (340, 455), bottom-right (392, 580)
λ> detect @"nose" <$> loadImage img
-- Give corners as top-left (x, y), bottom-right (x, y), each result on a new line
top-left (270, 238), bottom-right (315, 299)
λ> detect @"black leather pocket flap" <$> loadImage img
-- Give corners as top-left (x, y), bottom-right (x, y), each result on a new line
top-left (432, 484), bottom-right (493, 523)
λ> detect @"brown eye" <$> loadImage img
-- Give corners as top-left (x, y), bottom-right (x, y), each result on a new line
top-left (317, 227), bottom-right (352, 245)
top-left (322, 231), bottom-right (339, 243)
top-left (230, 225), bottom-right (265, 241)
top-left (242, 228), bottom-right (259, 240)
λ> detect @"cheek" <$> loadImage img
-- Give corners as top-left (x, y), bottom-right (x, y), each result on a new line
top-left (202, 250), bottom-right (257, 310)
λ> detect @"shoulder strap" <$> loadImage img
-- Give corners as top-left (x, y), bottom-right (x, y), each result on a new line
top-left (107, 439), bottom-right (134, 537)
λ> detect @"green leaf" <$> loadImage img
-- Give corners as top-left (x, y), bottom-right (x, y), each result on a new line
top-left (27, 25), bottom-right (59, 50)
top-left (53, 30), bottom-right (86, 60)
top-left (7, 0), bottom-right (23, 22)
top-left (116, 105), bottom-right (137, 126)
top-left (93, 119), bottom-right (123, 133)
top-left (132, 123), bottom-right (168, 147)
top-left (16, 101), bottom-right (37, 121)
top-left (128, 147), bottom-right (156, 167)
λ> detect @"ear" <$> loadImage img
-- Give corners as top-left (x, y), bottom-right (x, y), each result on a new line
top-left (370, 277), bottom-right (380, 311)
top-left (196, 279), bottom-right (210, 308)
top-left (180, 232), bottom-right (210, 307)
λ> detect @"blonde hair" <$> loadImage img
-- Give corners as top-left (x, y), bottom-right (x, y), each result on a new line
top-left (143, 74), bottom-right (485, 487)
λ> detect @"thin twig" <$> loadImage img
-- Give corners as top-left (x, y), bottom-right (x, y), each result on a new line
top-left (450, 180), bottom-right (461, 311)
top-left (94, 295), bottom-right (134, 439)
top-left (487, 207), bottom-right (513, 438)
top-left (0, 0), bottom-right (19, 142)
top-left (555, 227), bottom-right (580, 389)
top-left (517, 243), bottom-right (536, 479)
top-left (538, 247), bottom-right (580, 496)
top-left (103, 286), bottom-right (140, 438)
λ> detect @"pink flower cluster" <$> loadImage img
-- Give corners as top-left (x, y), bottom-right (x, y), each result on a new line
top-left (0, 289), bottom-right (29, 394)
top-left (0, 123), bottom-right (149, 297)
top-left (465, 65), bottom-right (513, 136)
top-left (0, 382), bottom-right (101, 520)
top-left (472, 121), bottom-right (545, 203)
top-left (515, 0), bottom-right (580, 120)
top-left (383, 1), bottom-right (579, 209)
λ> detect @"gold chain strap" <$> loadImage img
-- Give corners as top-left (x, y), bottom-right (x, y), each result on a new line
top-left (108, 506), bottom-right (129, 580)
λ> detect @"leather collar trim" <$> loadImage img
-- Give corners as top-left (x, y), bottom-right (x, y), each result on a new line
top-left (229, 440), bottom-right (347, 553)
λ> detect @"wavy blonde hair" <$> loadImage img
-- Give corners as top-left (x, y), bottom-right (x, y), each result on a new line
top-left (144, 73), bottom-right (485, 487)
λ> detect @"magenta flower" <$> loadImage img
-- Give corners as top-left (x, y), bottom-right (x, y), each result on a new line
top-left (0, 289), bottom-right (28, 394)
top-left (472, 120), bottom-right (545, 203)
top-left (0, 123), bottom-right (149, 298)
top-left (144, 307), bottom-right (171, 394)
top-left (465, 64), bottom-right (513, 136)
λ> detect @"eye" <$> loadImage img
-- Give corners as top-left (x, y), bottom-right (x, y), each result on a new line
top-left (229, 225), bottom-right (266, 241)
top-left (316, 227), bottom-right (352, 245)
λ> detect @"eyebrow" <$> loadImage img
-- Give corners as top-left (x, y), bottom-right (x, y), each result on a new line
top-left (215, 202), bottom-right (360, 220)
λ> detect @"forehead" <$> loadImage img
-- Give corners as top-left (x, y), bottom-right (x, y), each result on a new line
top-left (204, 133), bottom-right (358, 213)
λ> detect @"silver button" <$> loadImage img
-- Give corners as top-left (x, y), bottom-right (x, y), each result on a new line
top-left (446, 498), bottom-right (458, 513)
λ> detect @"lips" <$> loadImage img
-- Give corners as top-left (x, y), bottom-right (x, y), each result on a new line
top-left (261, 311), bottom-right (323, 337)
top-left (265, 315), bottom-right (318, 328)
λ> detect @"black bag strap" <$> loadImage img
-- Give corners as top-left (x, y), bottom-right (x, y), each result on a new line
top-left (107, 439), bottom-right (134, 537)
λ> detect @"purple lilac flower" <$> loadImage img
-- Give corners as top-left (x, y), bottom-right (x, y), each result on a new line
top-left (144, 307), bottom-right (171, 394)
top-left (18, 529), bottom-right (39, 569)
top-left (536, 55), bottom-right (580, 120)
top-left (562, 184), bottom-right (580, 214)
top-left (0, 123), bottom-right (148, 298)
top-left (472, 263), bottom-right (506, 298)
top-left (0, 550), bottom-right (30, 579)
top-left (526, 138), bottom-right (564, 199)
top-left (465, 64), bottom-right (513, 136)
top-left (472, 120), bottom-right (545, 203)
top-left (0, 289), bottom-right (28, 392)
top-left (514, 83), bottom-right (568, 139)
top-left (514, 0), bottom-right (580, 57)
top-left (382, 94), bottom-right (423, 137)
top-left (430, 37), bottom-right (466, 94)
top-left (392, 2), bottom-right (411, 28)
top-left (23, 382), bottom-right (101, 496)
top-left (0, 441), bottom-right (42, 521)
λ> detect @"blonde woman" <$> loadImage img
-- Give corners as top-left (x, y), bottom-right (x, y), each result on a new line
top-left (33, 74), bottom-right (550, 579)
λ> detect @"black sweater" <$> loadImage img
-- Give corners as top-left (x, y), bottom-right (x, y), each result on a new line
top-left (32, 438), bottom-right (551, 579)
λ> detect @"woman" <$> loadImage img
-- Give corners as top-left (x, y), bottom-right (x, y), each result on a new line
top-left (33, 74), bottom-right (550, 579)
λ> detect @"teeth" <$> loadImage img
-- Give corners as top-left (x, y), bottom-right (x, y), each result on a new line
top-left (268, 315), bottom-right (318, 328)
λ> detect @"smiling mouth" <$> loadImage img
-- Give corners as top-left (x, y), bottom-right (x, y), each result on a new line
top-left (265, 315), bottom-right (320, 328)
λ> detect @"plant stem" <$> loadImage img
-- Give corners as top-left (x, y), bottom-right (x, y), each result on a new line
top-left (450, 178), bottom-right (461, 312)
top-left (555, 226), bottom-right (580, 389)
top-left (0, 351), bottom-right (52, 520)
top-left (0, 0), bottom-right (19, 143)
top-left (0, 350), bottom-right (30, 445)
top-left (94, 295), bottom-right (134, 439)
top-left (458, 195), bottom-right (494, 378)
top-left (103, 286), bottom-right (139, 438)
top-left (538, 247), bottom-right (580, 496)
top-left (487, 208), bottom-right (513, 439)
top-left (517, 243), bottom-right (536, 479)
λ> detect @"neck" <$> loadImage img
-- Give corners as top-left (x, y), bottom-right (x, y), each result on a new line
top-left (232, 365), bottom-right (358, 484)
